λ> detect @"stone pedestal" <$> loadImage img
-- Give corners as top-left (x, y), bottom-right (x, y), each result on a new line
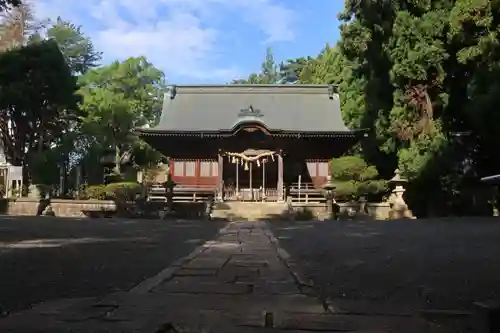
top-left (43, 205), bottom-right (55, 216)
top-left (388, 169), bottom-right (416, 219)
top-left (358, 196), bottom-right (368, 216)
top-left (161, 176), bottom-right (176, 219)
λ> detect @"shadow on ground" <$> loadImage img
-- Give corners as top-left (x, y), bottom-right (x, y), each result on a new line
top-left (0, 216), bottom-right (227, 314)
top-left (269, 217), bottom-right (500, 316)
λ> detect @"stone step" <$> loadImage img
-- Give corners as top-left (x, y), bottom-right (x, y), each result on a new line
top-left (212, 202), bottom-right (289, 220)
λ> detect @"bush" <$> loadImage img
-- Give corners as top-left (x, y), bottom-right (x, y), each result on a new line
top-left (295, 208), bottom-right (315, 221)
top-left (330, 156), bottom-right (388, 201)
top-left (105, 182), bottom-right (143, 201)
top-left (84, 185), bottom-right (106, 200)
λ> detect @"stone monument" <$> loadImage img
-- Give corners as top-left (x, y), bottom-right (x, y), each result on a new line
top-left (388, 169), bottom-right (416, 219)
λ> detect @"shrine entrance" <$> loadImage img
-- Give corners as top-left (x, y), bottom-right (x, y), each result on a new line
top-left (220, 149), bottom-right (284, 201)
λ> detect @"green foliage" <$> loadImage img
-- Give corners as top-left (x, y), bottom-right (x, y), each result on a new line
top-left (3, 1), bottom-right (500, 217)
top-left (46, 17), bottom-right (102, 74)
top-left (0, 39), bottom-right (79, 171)
top-left (83, 182), bottom-right (142, 201)
top-left (104, 182), bottom-right (142, 201)
top-left (279, 56), bottom-right (313, 83)
top-left (293, 0), bottom-right (500, 215)
top-left (330, 156), bottom-right (387, 200)
top-left (84, 185), bottom-right (106, 200)
top-left (232, 47), bottom-right (312, 84)
top-left (78, 57), bottom-right (165, 173)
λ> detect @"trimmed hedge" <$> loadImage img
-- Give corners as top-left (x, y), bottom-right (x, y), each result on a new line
top-left (84, 185), bottom-right (106, 200)
top-left (84, 182), bottom-right (143, 201)
top-left (105, 182), bottom-right (142, 201)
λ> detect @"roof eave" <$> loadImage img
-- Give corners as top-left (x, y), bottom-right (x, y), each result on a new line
top-left (134, 127), bottom-right (369, 138)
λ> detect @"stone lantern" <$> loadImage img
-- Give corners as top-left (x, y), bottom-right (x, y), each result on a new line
top-left (388, 169), bottom-right (415, 219)
top-left (322, 176), bottom-right (336, 220)
top-left (163, 161), bottom-right (176, 217)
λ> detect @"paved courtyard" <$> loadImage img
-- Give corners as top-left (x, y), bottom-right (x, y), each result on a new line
top-left (0, 216), bottom-right (226, 315)
top-left (0, 220), bottom-right (439, 332)
top-left (271, 217), bottom-right (500, 314)
top-left (1, 216), bottom-right (498, 331)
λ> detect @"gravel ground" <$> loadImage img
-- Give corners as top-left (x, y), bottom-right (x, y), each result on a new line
top-left (0, 216), bottom-right (226, 315)
top-left (270, 217), bottom-right (500, 314)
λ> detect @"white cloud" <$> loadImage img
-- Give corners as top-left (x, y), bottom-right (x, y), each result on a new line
top-left (34, 0), bottom-right (295, 81)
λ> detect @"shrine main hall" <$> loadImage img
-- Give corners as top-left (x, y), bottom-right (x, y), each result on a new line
top-left (136, 84), bottom-right (366, 202)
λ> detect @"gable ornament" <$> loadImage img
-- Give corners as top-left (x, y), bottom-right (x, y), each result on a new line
top-left (238, 104), bottom-right (263, 117)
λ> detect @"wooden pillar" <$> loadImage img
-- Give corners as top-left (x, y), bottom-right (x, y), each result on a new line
top-left (218, 151), bottom-right (223, 201)
top-left (249, 162), bottom-right (253, 201)
top-left (262, 160), bottom-right (266, 201)
top-left (277, 151), bottom-right (284, 202)
top-left (235, 162), bottom-right (239, 197)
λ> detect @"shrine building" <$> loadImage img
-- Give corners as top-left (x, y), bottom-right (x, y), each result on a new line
top-left (136, 84), bottom-right (367, 202)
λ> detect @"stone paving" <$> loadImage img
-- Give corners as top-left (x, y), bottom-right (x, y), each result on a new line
top-left (0, 221), bottom-right (442, 332)
top-left (0, 217), bottom-right (225, 314)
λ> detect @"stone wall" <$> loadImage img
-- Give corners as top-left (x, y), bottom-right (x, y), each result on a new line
top-left (292, 202), bottom-right (391, 220)
top-left (4, 198), bottom-right (116, 217)
top-left (1, 198), bottom-right (391, 220)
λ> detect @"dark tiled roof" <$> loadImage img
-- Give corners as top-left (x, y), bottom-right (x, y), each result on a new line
top-left (140, 84), bottom-right (358, 135)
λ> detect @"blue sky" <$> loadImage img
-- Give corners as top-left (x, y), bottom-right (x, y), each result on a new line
top-left (36, 0), bottom-right (344, 83)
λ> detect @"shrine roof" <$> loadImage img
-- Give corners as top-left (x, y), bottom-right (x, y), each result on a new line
top-left (137, 84), bottom-right (365, 136)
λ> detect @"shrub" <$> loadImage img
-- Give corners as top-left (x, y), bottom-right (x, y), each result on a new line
top-left (295, 208), bottom-right (315, 221)
top-left (105, 182), bottom-right (143, 201)
top-left (104, 171), bottom-right (123, 184)
top-left (330, 155), bottom-right (388, 201)
top-left (84, 185), bottom-right (106, 200)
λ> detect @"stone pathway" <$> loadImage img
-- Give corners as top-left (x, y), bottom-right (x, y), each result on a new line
top-left (0, 221), bottom-right (441, 332)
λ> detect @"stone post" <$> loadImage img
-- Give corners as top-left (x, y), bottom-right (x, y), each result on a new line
top-left (358, 195), bottom-right (367, 216)
top-left (322, 176), bottom-right (336, 220)
top-left (165, 180), bottom-right (175, 214)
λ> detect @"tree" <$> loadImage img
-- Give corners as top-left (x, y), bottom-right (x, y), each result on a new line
top-left (78, 57), bottom-right (166, 176)
top-left (280, 56), bottom-right (313, 83)
top-left (260, 47), bottom-right (279, 84)
top-left (0, 1), bottom-right (47, 51)
top-left (0, 40), bottom-right (79, 180)
top-left (0, 0), bottom-right (19, 13)
top-left (322, 0), bottom-right (500, 215)
top-left (330, 156), bottom-right (387, 201)
top-left (38, 17), bottom-right (103, 191)
top-left (46, 17), bottom-right (102, 75)
top-left (232, 47), bottom-right (280, 84)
